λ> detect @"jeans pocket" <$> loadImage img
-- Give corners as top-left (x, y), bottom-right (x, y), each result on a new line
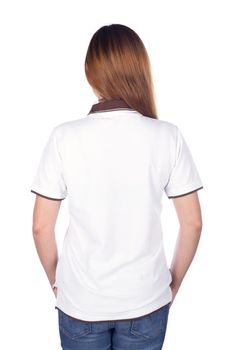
top-left (130, 303), bottom-right (170, 340)
top-left (58, 308), bottom-right (92, 341)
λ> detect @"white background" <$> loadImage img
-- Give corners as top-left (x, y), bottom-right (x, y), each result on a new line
top-left (0, 0), bottom-right (232, 349)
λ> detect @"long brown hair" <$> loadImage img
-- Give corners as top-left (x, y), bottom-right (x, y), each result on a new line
top-left (84, 24), bottom-right (158, 119)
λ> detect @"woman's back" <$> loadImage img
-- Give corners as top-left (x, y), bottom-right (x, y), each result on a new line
top-left (31, 98), bottom-right (203, 321)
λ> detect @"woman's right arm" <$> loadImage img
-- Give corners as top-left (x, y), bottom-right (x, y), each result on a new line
top-left (169, 190), bottom-right (203, 305)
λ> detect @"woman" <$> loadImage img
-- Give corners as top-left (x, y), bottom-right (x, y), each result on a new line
top-left (31, 24), bottom-right (203, 350)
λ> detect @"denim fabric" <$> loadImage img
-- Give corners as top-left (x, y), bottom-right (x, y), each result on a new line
top-left (57, 302), bottom-right (171, 350)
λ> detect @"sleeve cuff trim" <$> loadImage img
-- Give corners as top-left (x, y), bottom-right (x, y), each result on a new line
top-left (168, 186), bottom-right (203, 199)
top-left (31, 190), bottom-right (65, 201)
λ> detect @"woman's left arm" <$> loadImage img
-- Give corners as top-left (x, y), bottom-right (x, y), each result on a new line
top-left (31, 194), bottom-right (62, 294)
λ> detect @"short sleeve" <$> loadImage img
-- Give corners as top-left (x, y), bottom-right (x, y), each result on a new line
top-left (164, 126), bottom-right (203, 199)
top-left (30, 127), bottom-right (67, 200)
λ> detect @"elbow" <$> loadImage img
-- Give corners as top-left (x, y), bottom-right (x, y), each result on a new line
top-left (193, 217), bottom-right (203, 231)
top-left (194, 220), bottom-right (203, 235)
top-left (32, 226), bottom-right (41, 236)
top-left (32, 223), bottom-right (48, 235)
top-left (180, 219), bottom-right (203, 233)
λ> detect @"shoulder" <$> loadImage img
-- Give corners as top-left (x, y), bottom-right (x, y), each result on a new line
top-left (54, 117), bottom-right (88, 132)
top-left (141, 116), bottom-right (179, 139)
top-left (51, 117), bottom-right (90, 139)
top-left (155, 119), bottom-right (178, 133)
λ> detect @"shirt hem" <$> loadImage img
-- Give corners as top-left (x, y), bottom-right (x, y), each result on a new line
top-left (54, 295), bottom-right (172, 322)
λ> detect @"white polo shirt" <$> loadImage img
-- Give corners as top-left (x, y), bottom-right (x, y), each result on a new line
top-left (30, 99), bottom-right (203, 321)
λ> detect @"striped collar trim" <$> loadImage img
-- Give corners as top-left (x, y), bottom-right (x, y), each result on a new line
top-left (88, 99), bottom-right (134, 115)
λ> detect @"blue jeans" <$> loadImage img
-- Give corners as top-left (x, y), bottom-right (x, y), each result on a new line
top-left (57, 302), bottom-right (171, 350)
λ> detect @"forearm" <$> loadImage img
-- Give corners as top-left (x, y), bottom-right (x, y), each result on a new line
top-left (32, 230), bottom-right (58, 287)
top-left (170, 224), bottom-right (202, 289)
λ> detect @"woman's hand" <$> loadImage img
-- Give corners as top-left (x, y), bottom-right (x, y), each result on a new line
top-left (169, 283), bottom-right (179, 307)
top-left (53, 287), bottom-right (58, 298)
top-left (169, 268), bottom-right (180, 307)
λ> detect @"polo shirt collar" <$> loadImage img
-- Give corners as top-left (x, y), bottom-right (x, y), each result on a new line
top-left (88, 99), bottom-right (134, 115)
